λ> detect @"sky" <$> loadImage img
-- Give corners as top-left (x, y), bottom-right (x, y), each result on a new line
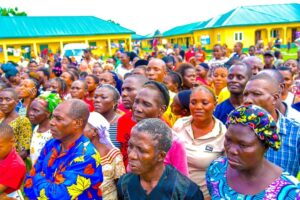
top-left (1, 0), bottom-right (300, 35)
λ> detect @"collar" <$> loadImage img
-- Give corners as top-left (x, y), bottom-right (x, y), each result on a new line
top-left (276, 110), bottom-right (287, 135)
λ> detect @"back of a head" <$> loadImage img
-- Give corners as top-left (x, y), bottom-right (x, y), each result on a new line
top-left (64, 99), bottom-right (90, 127)
top-left (250, 72), bottom-right (280, 94)
top-left (125, 74), bottom-right (149, 85)
top-left (0, 123), bottom-right (14, 141)
top-left (132, 118), bottom-right (172, 153)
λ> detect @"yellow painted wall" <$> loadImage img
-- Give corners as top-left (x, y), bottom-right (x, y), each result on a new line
top-left (0, 34), bottom-right (132, 63)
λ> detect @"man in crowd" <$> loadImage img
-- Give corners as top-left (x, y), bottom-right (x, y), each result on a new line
top-left (243, 73), bottom-right (300, 177)
top-left (79, 48), bottom-right (96, 73)
top-left (117, 118), bottom-right (204, 199)
top-left (24, 99), bottom-right (103, 199)
top-left (243, 56), bottom-right (264, 75)
top-left (263, 51), bottom-right (275, 69)
top-left (214, 62), bottom-right (252, 124)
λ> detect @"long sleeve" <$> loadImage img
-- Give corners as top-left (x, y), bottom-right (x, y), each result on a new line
top-left (24, 140), bottom-right (103, 200)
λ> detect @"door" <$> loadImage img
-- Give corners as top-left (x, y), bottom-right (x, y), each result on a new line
top-left (255, 30), bottom-right (261, 44)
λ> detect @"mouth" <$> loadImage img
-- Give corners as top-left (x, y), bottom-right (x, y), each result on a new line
top-left (227, 157), bottom-right (240, 166)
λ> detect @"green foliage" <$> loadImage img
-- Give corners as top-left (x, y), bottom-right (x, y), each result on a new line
top-left (0, 7), bottom-right (27, 16)
top-left (107, 19), bottom-right (120, 26)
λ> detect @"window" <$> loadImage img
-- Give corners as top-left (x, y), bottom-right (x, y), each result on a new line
top-left (89, 42), bottom-right (97, 48)
top-left (234, 32), bottom-right (243, 41)
top-left (217, 33), bottom-right (221, 42)
top-left (270, 29), bottom-right (279, 38)
top-left (7, 46), bottom-right (14, 56)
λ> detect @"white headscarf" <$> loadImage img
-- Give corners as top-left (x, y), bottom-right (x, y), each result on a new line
top-left (88, 112), bottom-right (114, 148)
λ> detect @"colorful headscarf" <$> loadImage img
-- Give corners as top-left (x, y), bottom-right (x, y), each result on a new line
top-left (226, 105), bottom-right (281, 150)
top-left (37, 91), bottom-right (61, 114)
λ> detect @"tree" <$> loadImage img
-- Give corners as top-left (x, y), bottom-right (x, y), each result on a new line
top-left (0, 7), bottom-right (27, 16)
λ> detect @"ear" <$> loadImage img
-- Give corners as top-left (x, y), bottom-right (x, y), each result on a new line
top-left (157, 151), bottom-right (167, 162)
top-left (181, 109), bottom-right (188, 116)
top-left (74, 118), bottom-right (84, 129)
top-left (158, 105), bottom-right (167, 118)
top-left (272, 92), bottom-right (280, 105)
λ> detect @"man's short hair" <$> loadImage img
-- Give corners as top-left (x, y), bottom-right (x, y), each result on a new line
top-left (0, 123), bottom-right (14, 140)
top-left (132, 118), bottom-right (172, 153)
top-left (65, 99), bottom-right (90, 126)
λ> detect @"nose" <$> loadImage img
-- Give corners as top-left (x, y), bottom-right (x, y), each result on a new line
top-left (227, 144), bottom-right (239, 156)
top-left (50, 118), bottom-right (55, 126)
top-left (128, 148), bottom-right (137, 160)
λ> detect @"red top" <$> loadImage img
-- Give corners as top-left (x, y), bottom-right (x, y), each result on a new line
top-left (196, 50), bottom-right (206, 62)
top-left (84, 98), bottom-right (94, 112)
top-left (0, 148), bottom-right (26, 194)
top-left (117, 111), bottom-right (136, 168)
top-left (185, 50), bottom-right (195, 62)
top-left (117, 103), bottom-right (130, 115)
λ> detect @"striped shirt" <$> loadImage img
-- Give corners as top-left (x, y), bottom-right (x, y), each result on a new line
top-left (109, 122), bottom-right (121, 149)
top-left (265, 111), bottom-right (300, 177)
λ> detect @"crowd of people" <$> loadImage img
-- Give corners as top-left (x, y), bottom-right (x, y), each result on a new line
top-left (0, 40), bottom-right (300, 199)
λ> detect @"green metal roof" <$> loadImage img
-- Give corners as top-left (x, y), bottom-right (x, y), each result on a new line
top-left (0, 16), bottom-right (135, 39)
top-left (163, 22), bottom-right (200, 37)
top-left (195, 3), bottom-right (300, 30)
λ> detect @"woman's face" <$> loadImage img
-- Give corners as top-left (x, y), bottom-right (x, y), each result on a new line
top-left (98, 72), bottom-right (116, 86)
top-left (0, 91), bottom-right (17, 114)
top-left (46, 80), bottom-right (60, 94)
top-left (189, 89), bottom-right (216, 122)
top-left (213, 46), bottom-right (223, 59)
top-left (28, 99), bottom-right (49, 125)
top-left (212, 67), bottom-right (228, 91)
top-left (163, 75), bottom-right (178, 93)
top-left (93, 67), bottom-right (103, 79)
top-left (60, 72), bottom-right (73, 87)
top-left (85, 76), bottom-right (97, 93)
top-left (224, 124), bottom-right (266, 171)
top-left (183, 68), bottom-right (196, 89)
top-left (132, 87), bottom-right (164, 122)
top-left (94, 87), bottom-right (116, 114)
top-left (18, 79), bottom-right (36, 99)
top-left (20, 72), bottom-right (29, 83)
top-left (196, 65), bottom-right (208, 79)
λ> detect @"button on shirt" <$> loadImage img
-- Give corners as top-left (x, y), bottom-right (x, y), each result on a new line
top-left (265, 111), bottom-right (300, 177)
top-left (172, 116), bottom-right (226, 197)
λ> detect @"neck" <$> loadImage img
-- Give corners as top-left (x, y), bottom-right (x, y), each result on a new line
top-left (60, 132), bottom-right (82, 152)
top-left (23, 97), bottom-right (32, 107)
top-left (270, 109), bottom-right (279, 122)
top-left (229, 93), bottom-right (243, 107)
top-left (123, 63), bottom-right (132, 69)
top-left (235, 158), bottom-right (266, 179)
top-left (4, 110), bottom-right (18, 121)
top-left (281, 90), bottom-right (288, 100)
top-left (277, 102), bottom-right (286, 116)
top-left (140, 164), bottom-right (165, 184)
top-left (88, 90), bottom-right (95, 99)
top-left (192, 117), bottom-right (214, 130)
top-left (37, 118), bottom-right (51, 132)
top-left (102, 109), bottom-right (117, 123)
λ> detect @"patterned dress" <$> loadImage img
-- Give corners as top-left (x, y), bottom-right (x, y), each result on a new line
top-left (101, 148), bottom-right (125, 200)
top-left (206, 157), bottom-right (300, 199)
top-left (30, 126), bottom-right (52, 164)
top-left (24, 135), bottom-right (103, 200)
top-left (1, 116), bottom-right (32, 152)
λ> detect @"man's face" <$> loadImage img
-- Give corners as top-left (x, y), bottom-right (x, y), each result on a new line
top-left (121, 77), bottom-right (142, 109)
top-left (250, 60), bottom-right (264, 76)
top-left (128, 130), bottom-right (163, 175)
top-left (121, 53), bottom-right (129, 65)
top-left (279, 70), bottom-right (293, 92)
top-left (70, 81), bottom-right (86, 100)
top-left (29, 62), bottom-right (38, 71)
top-left (248, 47), bottom-right (255, 56)
top-left (243, 79), bottom-right (278, 114)
top-left (227, 65), bottom-right (250, 95)
top-left (50, 103), bottom-right (77, 141)
top-left (146, 60), bottom-right (166, 82)
top-left (234, 43), bottom-right (241, 53)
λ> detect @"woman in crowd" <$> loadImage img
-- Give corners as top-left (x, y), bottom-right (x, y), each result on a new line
top-left (92, 64), bottom-right (104, 80)
top-left (171, 89), bottom-right (192, 117)
top-left (163, 71), bottom-right (183, 94)
top-left (172, 85), bottom-right (226, 198)
top-left (211, 65), bottom-right (229, 98)
top-left (84, 112), bottom-right (125, 199)
top-left (85, 74), bottom-right (99, 111)
top-left (28, 91), bottom-right (61, 164)
top-left (94, 84), bottom-right (123, 148)
top-left (1, 62), bottom-right (20, 87)
top-left (60, 71), bottom-right (75, 99)
top-left (176, 63), bottom-right (197, 90)
top-left (0, 88), bottom-right (32, 160)
top-left (129, 81), bottom-right (189, 176)
top-left (195, 62), bottom-right (210, 86)
top-left (17, 77), bottom-right (39, 116)
top-left (46, 77), bottom-right (67, 99)
top-left (206, 105), bottom-right (300, 199)
top-left (208, 44), bottom-right (229, 69)
top-left (98, 71), bottom-right (123, 94)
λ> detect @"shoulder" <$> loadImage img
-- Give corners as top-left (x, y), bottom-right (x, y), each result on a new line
top-left (117, 173), bottom-right (138, 188)
top-left (173, 116), bottom-right (192, 131)
top-left (270, 172), bottom-right (300, 198)
top-left (16, 116), bottom-right (31, 124)
top-left (207, 157), bottom-right (228, 177)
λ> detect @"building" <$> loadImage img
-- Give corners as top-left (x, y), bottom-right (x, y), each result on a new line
top-left (0, 16), bottom-right (135, 63)
top-left (161, 3), bottom-right (300, 51)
